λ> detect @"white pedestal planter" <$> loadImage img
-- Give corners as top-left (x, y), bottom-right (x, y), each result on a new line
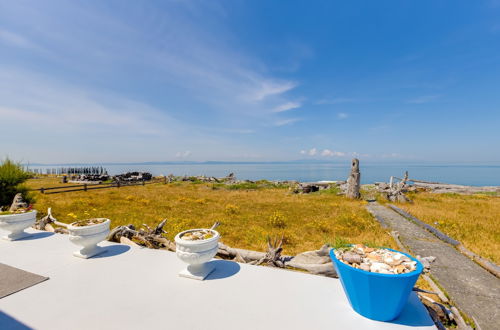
top-left (68, 218), bottom-right (110, 259)
top-left (0, 211), bottom-right (37, 241)
top-left (175, 229), bottom-right (220, 280)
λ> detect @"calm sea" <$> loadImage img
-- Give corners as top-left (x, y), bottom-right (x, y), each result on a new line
top-left (28, 163), bottom-right (500, 186)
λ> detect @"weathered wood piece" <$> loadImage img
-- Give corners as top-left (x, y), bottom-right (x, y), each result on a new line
top-left (384, 171), bottom-right (411, 202)
top-left (34, 207), bottom-right (57, 230)
top-left (107, 220), bottom-right (175, 250)
top-left (346, 158), bottom-right (361, 199)
top-left (250, 236), bottom-right (286, 267)
top-left (286, 245), bottom-right (337, 278)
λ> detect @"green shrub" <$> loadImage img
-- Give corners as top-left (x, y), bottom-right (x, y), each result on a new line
top-left (319, 185), bottom-right (341, 195)
top-left (327, 236), bottom-right (351, 249)
top-left (0, 158), bottom-right (33, 207)
top-left (268, 211), bottom-right (287, 228)
top-left (227, 182), bottom-right (260, 190)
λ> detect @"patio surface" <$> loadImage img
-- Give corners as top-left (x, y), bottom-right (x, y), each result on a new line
top-left (0, 228), bottom-right (435, 330)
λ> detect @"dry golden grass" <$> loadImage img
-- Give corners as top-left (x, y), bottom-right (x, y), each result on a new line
top-left (398, 192), bottom-right (500, 263)
top-left (28, 177), bottom-right (396, 255)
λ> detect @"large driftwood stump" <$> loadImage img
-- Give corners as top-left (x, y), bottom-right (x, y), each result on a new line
top-left (346, 159), bottom-right (361, 199)
top-left (385, 171), bottom-right (411, 202)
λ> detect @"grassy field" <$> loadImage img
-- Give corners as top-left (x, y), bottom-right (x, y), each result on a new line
top-left (397, 192), bottom-right (500, 264)
top-left (27, 177), bottom-right (396, 255)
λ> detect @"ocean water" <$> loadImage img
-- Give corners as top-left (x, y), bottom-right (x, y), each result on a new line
top-left (28, 163), bottom-right (500, 186)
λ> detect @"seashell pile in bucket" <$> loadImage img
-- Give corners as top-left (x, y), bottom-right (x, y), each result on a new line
top-left (334, 244), bottom-right (417, 274)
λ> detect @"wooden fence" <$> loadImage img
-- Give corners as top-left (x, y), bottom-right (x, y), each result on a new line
top-left (29, 178), bottom-right (167, 195)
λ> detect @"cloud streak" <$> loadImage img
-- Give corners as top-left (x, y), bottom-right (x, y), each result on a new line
top-left (272, 101), bottom-right (301, 113)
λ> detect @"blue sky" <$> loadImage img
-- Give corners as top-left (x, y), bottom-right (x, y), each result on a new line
top-left (1, 0), bottom-right (499, 163)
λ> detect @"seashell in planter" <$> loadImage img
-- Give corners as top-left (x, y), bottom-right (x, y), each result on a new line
top-left (68, 218), bottom-right (110, 259)
top-left (175, 229), bottom-right (220, 280)
top-left (0, 210), bottom-right (37, 241)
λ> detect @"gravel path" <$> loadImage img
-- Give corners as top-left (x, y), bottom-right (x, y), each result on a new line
top-left (366, 202), bottom-right (500, 330)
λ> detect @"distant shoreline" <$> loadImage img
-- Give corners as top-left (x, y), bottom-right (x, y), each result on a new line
top-left (24, 162), bottom-right (500, 187)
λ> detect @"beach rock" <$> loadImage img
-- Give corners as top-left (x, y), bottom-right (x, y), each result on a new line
top-left (9, 193), bottom-right (28, 211)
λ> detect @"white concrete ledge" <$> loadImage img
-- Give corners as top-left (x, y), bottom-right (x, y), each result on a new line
top-left (0, 229), bottom-right (435, 330)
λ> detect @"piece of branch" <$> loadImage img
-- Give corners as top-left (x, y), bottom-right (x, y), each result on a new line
top-left (251, 236), bottom-right (286, 267)
top-left (34, 207), bottom-right (57, 230)
top-left (451, 306), bottom-right (472, 330)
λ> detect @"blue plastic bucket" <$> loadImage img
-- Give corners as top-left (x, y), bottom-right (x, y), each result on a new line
top-left (330, 247), bottom-right (423, 321)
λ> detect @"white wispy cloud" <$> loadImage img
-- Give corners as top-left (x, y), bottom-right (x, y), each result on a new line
top-left (272, 101), bottom-right (301, 113)
top-left (0, 69), bottom-right (175, 135)
top-left (300, 148), bottom-right (317, 156)
top-left (0, 1), bottom-right (301, 127)
top-left (0, 1), bottom-right (311, 162)
top-left (251, 81), bottom-right (298, 102)
top-left (301, 148), bottom-right (348, 157)
top-left (274, 118), bottom-right (301, 127)
top-left (321, 149), bottom-right (345, 157)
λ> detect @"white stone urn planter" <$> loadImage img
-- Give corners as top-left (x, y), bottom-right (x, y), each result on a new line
top-left (0, 210), bottom-right (37, 241)
top-left (68, 218), bottom-right (110, 259)
top-left (175, 229), bottom-right (220, 280)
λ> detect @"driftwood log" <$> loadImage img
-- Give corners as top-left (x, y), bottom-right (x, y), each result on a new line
top-left (249, 236), bottom-right (286, 267)
top-left (346, 159), bottom-right (361, 199)
top-left (379, 171), bottom-right (412, 202)
top-left (108, 219), bottom-right (176, 250)
top-left (32, 207), bottom-right (337, 277)
top-left (34, 208), bottom-right (69, 234)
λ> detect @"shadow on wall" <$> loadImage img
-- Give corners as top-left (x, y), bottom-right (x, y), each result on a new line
top-left (92, 244), bottom-right (131, 258)
top-left (205, 259), bottom-right (241, 280)
top-left (0, 311), bottom-right (33, 330)
top-left (17, 232), bottom-right (54, 241)
top-left (389, 293), bottom-right (436, 327)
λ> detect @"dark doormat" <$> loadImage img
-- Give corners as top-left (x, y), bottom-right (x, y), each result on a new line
top-left (0, 263), bottom-right (49, 299)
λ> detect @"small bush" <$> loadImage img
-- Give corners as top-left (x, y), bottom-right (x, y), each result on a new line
top-left (268, 211), bottom-right (287, 228)
top-left (227, 182), bottom-right (260, 190)
top-left (319, 185), bottom-right (341, 195)
top-left (0, 158), bottom-right (33, 207)
top-left (327, 236), bottom-right (351, 249)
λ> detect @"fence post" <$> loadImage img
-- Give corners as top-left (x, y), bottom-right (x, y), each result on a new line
top-left (142, 180), bottom-right (145, 186)
top-left (164, 176), bottom-right (167, 184)
top-left (117, 181), bottom-right (120, 188)
top-left (84, 184), bottom-right (87, 191)
top-left (41, 187), bottom-right (45, 194)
